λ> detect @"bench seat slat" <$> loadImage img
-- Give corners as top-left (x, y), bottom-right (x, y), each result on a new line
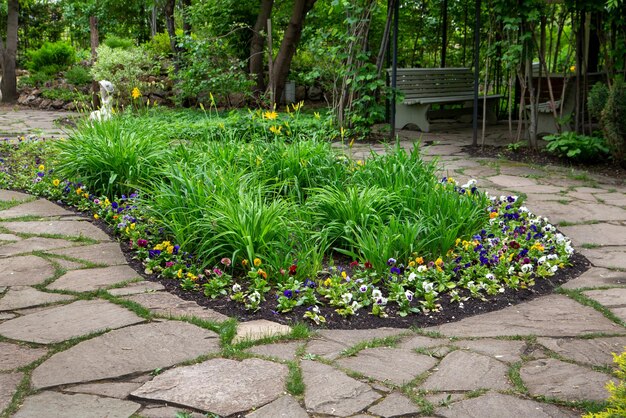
top-left (404, 94), bottom-right (501, 105)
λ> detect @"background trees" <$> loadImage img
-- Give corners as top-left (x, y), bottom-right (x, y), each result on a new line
top-left (1, 0), bottom-right (624, 143)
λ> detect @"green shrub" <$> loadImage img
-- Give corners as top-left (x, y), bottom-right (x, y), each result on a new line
top-left (26, 41), bottom-right (76, 75)
top-left (144, 31), bottom-right (173, 56)
top-left (588, 82), bottom-right (609, 120)
top-left (91, 45), bottom-right (160, 101)
top-left (103, 35), bottom-right (134, 49)
top-left (601, 79), bottom-right (626, 165)
top-left (40, 87), bottom-right (89, 104)
top-left (65, 65), bottom-right (93, 86)
top-left (584, 350), bottom-right (626, 418)
top-left (18, 71), bottom-right (53, 88)
top-left (174, 36), bottom-right (253, 106)
top-left (543, 131), bottom-right (609, 162)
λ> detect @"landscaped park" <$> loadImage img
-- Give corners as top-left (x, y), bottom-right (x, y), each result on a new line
top-left (0, 0), bottom-right (626, 417)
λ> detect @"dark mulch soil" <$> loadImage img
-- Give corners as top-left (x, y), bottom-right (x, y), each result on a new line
top-left (139, 251), bottom-right (589, 330)
top-left (70, 202), bottom-right (590, 330)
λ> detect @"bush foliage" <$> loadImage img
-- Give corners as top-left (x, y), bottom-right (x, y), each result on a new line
top-left (91, 45), bottom-right (161, 101)
top-left (26, 41), bottom-right (76, 75)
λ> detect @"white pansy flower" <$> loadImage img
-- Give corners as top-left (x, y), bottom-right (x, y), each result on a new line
top-left (521, 264), bottom-right (533, 273)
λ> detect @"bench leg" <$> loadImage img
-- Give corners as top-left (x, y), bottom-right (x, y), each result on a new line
top-left (461, 99), bottom-right (498, 124)
top-left (395, 103), bottom-right (430, 132)
top-left (485, 99), bottom-right (498, 124)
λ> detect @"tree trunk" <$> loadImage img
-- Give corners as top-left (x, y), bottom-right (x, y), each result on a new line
top-left (182, 0), bottom-right (192, 36)
top-left (272, 0), bottom-right (317, 103)
top-left (90, 16), bottom-right (100, 109)
top-left (0, 0), bottom-right (18, 103)
top-left (165, 0), bottom-right (177, 56)
top-left (376, 0), bottom-right (394, 78)
top-left (250, 0), bottom-right (274, 96)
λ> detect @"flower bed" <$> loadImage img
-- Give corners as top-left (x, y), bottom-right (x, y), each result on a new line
top-left (0, 108), bottom-right (574, 325)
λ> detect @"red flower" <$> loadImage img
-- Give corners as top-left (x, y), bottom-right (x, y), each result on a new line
top-left (137, 238), bottom-right (148, 247)
top-left (349, 261), bottom-right (359, 268)
top-left (364, 261), bottom-right (373, 269)
top-left (289, 264), bottom-right (297, 275)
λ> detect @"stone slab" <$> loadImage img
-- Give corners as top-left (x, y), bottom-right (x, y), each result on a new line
top-left (425, 392), bottom-right (465, 406)
top-left (594, 193), bottom-right (626, 207)
top-left (584, 288), bottom-right (626, 308)
top-left (453, 339), bottom-right (527, 363)
top-left (0, 286), bottom-right (74, 311)
top-left (245, 395), bottom-right (308, 418)
top-left (301, 360), bottom-right (381, 416)
top-left (420, 350), bottom-right (511, 391)
top-left (0, 233), bottom-right (21, 241)
top-left (561, 267), bottom-right (626, 289)
top-left (431, 294), bottom-right (625, 337)
top-left (528, 201), bottom-right (626, 224)
top-left (0, 189), bottom-right (32, 202)
top-left (0, 299), bottom-right (143, 344)
top-left (435, 392), bottom-right (579, 418)
top-left (245, 341), bottom-right (300, 361)
top-left (131, 358), bottom-right (288, 417)
top-left (398, 335), bottom-right (447, 350)
top-left (138, 405), bottom-right (205, 418)
top-left (520, 358), bottom-right (615, 401)
top-left (31, 321), bottom-right (219, 389)
top-left (367, 392), bottom-right (420, 417)
top-left (580, 247), bottom-right (626, 270)
top-left (305, 328), bottom-right (406, 360)
top-left (0, 199), bottom-right (74, 219)
top-left (107, 281), bottom-right (165, 296)
top-left (52, 257), bottom-right (85, 271)
top-left (337, 347), bottom-right (438, 386)
top-left (1, 220), bottom-right (110, 241)
top-left (13, 391), bottom-right (140, 418)
top-left (124, 291), bottom-right (228, 322)
top-left (537, 336), bottom-right (626, 367)
top-left (487, 175), bottom-right (537, 188)
top-left (47, 265), bottom-right (141, 292)
top-left (64, 381), bottom-right (144, 399)
top-left (0, 312), bottom-right (15, 320)
top-left (46, 242), bottom-right (127, 266)
top-left (0, 237), bottom-right (78, 257)
top-left (0, 372), bottom-right (23, 412)
top-left (560, 223), bottom-right (626, 246)
top-left (233, 319), bottom-right (292, 343)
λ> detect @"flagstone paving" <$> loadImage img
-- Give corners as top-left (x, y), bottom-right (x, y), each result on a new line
top-left (1, 115), bottom-right (626, 417)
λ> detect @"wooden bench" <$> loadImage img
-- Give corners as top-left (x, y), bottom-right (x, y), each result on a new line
top-left (525, 73), bottom-right (603, 135)
top-left (525, 75), bottom-right (574, 135)
top-left (390, 68), bottom-right (501, 132)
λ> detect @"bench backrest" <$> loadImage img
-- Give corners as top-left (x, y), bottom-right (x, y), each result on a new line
top-left (390, 68), bottom-right (475, 99)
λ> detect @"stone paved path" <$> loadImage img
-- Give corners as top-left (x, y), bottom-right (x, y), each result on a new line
top-left (1, 113), bottom-right (625, 417)
top-left (0, 105), bottom-right (76, 140)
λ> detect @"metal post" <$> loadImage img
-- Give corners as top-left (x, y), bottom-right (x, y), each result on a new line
top-left (390, 0), bottom-right (399, 140)
top-left (472, 0), bottom-right (481, 147)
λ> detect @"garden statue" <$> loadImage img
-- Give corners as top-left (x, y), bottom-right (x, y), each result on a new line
top-left (89, 80), bottom-right (115, 121)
